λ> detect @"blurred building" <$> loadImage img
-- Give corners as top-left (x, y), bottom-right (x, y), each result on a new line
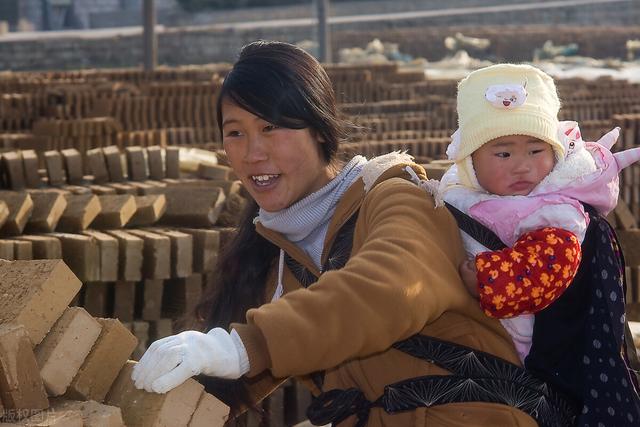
top-left (0, 0), bottom-right (178, 31)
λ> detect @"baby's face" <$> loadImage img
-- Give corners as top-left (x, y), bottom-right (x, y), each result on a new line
top-left (472, 135), bottom-right (555, 196)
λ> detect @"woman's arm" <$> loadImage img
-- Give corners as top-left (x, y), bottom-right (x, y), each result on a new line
top-left (234, 177), bottom-right (470, 378)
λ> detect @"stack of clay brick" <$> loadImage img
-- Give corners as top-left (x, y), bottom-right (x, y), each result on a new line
top-left (614, 114), bottom-right (640, 219)
top-left (32, 117), bottom-right (122, 153)
top-left (0, 258), bottom-right (229, 426)
top-left (605, 200), bottom-right (640, 323)
top-left (0, 144), bottom-right (245, 360)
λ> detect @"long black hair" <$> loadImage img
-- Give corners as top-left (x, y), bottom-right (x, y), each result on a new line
top-left (193, 40), bottom-right (349, 417)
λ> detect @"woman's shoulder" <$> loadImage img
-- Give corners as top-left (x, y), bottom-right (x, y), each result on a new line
top-left (360, 151), bottom-right (426, 193)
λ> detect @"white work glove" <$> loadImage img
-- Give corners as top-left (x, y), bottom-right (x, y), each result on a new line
top-left (131, 328), bottom-right (250, 394)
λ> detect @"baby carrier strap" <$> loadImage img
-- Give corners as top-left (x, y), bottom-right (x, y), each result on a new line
top-left (444, 202), bottom-right (506, 251)
top-left (283, 210), bottom-right (360, 389)
top-left (305, 204), bottom-right (580, 426)
top-left (307, 334), bottom-right (579, 427)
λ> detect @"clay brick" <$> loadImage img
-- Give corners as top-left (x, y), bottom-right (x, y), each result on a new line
top-left (615, 199), bottom-right (638, 230)
top-left (35, 307), bottom-right (102, 396)
top-left (2, 151), bottom-right (26, 191)
top-left (22, 150), bottom-right (43, 188)
top-left (89, 185), bottom-right (117, 195)
top-left (188, 392), bottom-right (229, 427)
top-left (50, 399), bottom-right (125, 427)
top-left (164, 179), bottom-right (241, 197)
top-left (165, 146), bottom-right (180, 179)
top-left (141, 279), bottom-right (164, 321)
top-left (0, 325), bottom-right (49, 416)
top-left (62, 185), bottom-right (91, 195)
top-left (137, 180), bottom-right (167, 195)
top-left (125, 146), bottom-right (148, 181)
top-left (196, 163), bottom-right (232, 181)
top-left (161, 187), bottom-right (225, 227)
top-left (129, 195), bottom-right (166, 227)
top-left (0, 239), bottom-right (15, 260)
top-left (106, 182), bottom-right (137, 195)
top-left (60, 149), bottom-right (83, 185)
top-left (0, 259), bottom-right (81, 344)
top-left (130, 322), bottom-right (149, 360)
top-left (66, 318), bottom-right (137, 403)
top-left (20, 408), bottom-right (83, 426)
top-left (163, 275), bottom-right (202, 318)
top-left (618, 230), bottom-right (640, 266)
top-left (0, 191), bottom-right (33, 236)
top-left (57, 194), bottom-right (101, 232)
top-left (104, 230), bottom-right (143, 281)
top-left (146, 146), bottom-right (164, 180)
top-left (0, 201), bottom-right (9, 231)
top-left (113, 281), bottom-right (137, 322)
top-left (103, 146), bottom-right (125, 183)
top-left (153, 228), bottom-right (192, 278)
top-left (92, 195), bottom-right (136, 229)
top-left (16, 236), bottom-right (61, 260)
top-left (51, 233), bottom-right (100, 283)
top-left (44, 151), bottom-right (65, 187)
top-left (82, 230), bottom-right (118, 282)
top-left (180, 228), bottom-right (219, 273)
top-left (25, 191), bottom-right (67, 233)
top-left (149, 319), bottom-right (173, 342)
top-left (10, 240), bottom-right (32, 260)
top-left (106, 361), bottom-right (203, 426)
top-left (82, 282), bottom-right (110, 318)
top-left (129, 181), bottom-right (156, 195)
top-left (86, 148), bottom-right (109, 185)
top-left (126, 229), bottom-right (171, 280)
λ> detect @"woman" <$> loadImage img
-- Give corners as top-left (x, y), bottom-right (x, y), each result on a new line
top-left (131, 40), bottom-right (539, 426)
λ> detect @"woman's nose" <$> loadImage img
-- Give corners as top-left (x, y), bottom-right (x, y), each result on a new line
top-left (243, 134), bottom-right (268, 162)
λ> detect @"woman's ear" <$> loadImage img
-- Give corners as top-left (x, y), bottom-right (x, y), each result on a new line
top-left (313, 130), bottom-right (326, 144)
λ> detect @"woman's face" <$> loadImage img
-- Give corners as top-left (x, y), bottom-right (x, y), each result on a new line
top-left (221, 99), bottom-right (335, 212)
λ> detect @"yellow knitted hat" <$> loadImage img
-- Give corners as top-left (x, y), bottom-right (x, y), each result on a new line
top-left (452, 63), bottom-right (565, 164)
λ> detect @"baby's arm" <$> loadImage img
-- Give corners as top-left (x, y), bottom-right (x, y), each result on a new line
top-left (474, 227), bottom-right (581, 318)
top-left (459, 258), bottom-right (479, 297)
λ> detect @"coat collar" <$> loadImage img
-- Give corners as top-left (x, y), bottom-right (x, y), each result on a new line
top-left (255, 153), bottom-right (426, 275)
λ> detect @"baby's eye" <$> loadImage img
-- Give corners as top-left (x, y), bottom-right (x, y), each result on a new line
top-left (495, 152), bottom-right (510, 158)
top-left (530, 149), bottom-right (545, 155)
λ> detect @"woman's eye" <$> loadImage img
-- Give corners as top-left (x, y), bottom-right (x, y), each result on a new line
top-left (264, 124), bottom-right (279, 132)
top-left (225, 130), bottom-right (241, 138)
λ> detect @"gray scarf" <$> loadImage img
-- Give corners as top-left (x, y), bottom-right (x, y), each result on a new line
top-left (258, 155), bottom-right (367, 269)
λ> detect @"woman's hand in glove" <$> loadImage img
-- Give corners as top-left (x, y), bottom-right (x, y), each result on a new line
top-left (131, 328), bottom-right (249, 394)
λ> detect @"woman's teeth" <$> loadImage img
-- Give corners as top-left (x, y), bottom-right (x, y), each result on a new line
top-left (251, 174), bottom-right (279, 186)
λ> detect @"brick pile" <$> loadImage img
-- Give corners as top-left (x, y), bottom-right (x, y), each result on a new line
top-left (1, 63), bottom-right (640, 425)
top-left (0, 258), bottom-right (229, 426)
top-left (0, 144), bottom-right (245, 365)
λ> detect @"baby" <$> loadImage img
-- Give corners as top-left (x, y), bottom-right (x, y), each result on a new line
top-left (435, 63), bottom-right (640, 426)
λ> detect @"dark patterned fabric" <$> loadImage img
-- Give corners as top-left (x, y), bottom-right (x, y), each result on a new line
top-left (284, 210), bottom-right (360, 389)
top-left (308, 335), bottom-right (578, 427)
top-left (284, 211), bottom-right (359, 287)
top-left (445, 202), bottom-right (506, 251)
